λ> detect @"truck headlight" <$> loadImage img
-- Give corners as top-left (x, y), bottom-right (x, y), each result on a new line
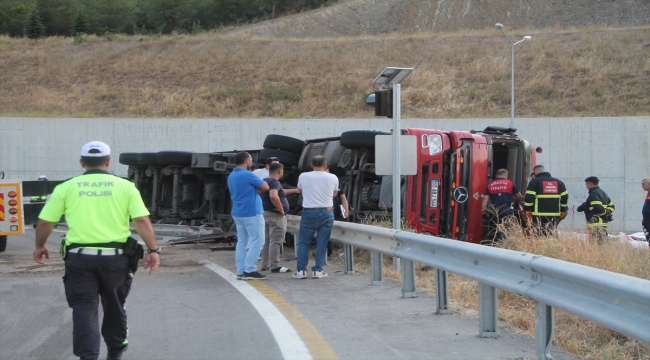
top-left (428, 134), bottom-right (443, 155)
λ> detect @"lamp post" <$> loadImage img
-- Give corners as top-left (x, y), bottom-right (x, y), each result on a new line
top-left (495, 23), bottom-right (531, 129)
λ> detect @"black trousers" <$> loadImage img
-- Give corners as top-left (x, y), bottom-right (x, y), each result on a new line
top-left (486, 208), bottom-right (515, 243)
top-left (63, 253), bottom-right (132, 360)
top-left (532, 216), bottom-right (561, 237)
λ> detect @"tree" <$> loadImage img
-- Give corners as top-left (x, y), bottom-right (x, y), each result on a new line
top-left (26, 7), bottom-right (46, 43)
top-left (73, 11), bottom-right (87, 34)
top-left (145, 0), bottom-right (197, 34)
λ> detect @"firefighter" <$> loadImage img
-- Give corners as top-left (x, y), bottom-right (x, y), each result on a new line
top-left (481, 169), bottom-right (522, 243)
top-left (524, 165), bottom-right (569, 237)
top-left (576, 176), bottom-right (614, 244)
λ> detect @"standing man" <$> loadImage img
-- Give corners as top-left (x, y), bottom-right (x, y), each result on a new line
top-left (253, 156), bottom-right (279, 179)
top-left (481, 169), bottom-right (522, 243)
top-left (524, 165), bottom-right (569, 236)
top-left (576, 176), bottom-right (615, 244)
top-left (228, 152), bottom-right (270, 280)
top-left (33, 141), bottom-right (160, 360)
top-left (642, 178), bottom-right (650, 244)
top-left (293, 155), bottom-right (339, 279)
top-left (260, 163), bottom-right (298, 273)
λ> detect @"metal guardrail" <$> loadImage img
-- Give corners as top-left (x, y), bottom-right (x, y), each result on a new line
top-left (286, 215), bottom-right (650, 359)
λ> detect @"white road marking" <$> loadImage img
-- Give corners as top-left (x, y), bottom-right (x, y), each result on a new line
top-left (202, 261), bottom-right (312, 360)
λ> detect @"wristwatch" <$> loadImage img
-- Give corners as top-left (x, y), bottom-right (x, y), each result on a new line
top-left (147, 247), bottom-right (161, 254)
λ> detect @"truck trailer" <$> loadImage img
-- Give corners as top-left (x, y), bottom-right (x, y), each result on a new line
top-left (119, 126), bottom-right (538, 244)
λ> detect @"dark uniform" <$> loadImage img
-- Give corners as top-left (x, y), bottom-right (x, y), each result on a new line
top-left (577, 186), bottom-right (614, 244)
top-left (484, 178), bottom-right (519, 241)
top-left (524, 172), bottom-right (568, 235)
top-left (641, 192), bottom-right (650, 245)
top-left (39, 169), bottom-right (150, 360)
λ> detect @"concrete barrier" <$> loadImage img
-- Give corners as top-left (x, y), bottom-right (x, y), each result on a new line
top-left (1, 116), bottom-right (648, 231)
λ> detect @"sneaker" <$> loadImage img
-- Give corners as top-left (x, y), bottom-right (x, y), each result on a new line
top-left (243, 271), bottom-right (268, 280)
top-left (107, 345), bottom-right (128, 360)
top-left (312, 270), bottom-right (328, 279)
top-left (271, 266), bottom-right (292, 273)
top-left (292, 270), bottom-right (307, 279)
top-left (236, 274), bottom-right (244, 280)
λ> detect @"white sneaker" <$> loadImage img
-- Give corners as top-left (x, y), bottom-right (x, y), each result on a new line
top-left (292, 270), bottom-right (307, 279)
top-left (312, 270), bottom-right (328, 279)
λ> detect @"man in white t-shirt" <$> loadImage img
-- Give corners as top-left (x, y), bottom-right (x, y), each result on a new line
top-left (253, 157), bottom-right (279, 179)
top-left (292, 155), bottom-right (339, 279)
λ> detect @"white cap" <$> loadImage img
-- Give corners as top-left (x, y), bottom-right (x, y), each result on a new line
top-left (38, 175), bottom-right (47, 180)
top-left (80, 141), bottom-right (111, 157)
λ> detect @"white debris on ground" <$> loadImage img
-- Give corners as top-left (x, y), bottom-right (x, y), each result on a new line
top-left (559, 230), bottom-right (648, 249)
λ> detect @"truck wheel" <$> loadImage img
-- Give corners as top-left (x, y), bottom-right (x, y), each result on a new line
top-left (0, 235), bottom-right (7, 252)
top-left (340, 130), bottom-right (389, 148)
top-left (156, 151), bottom-right (193, 166)
top-left (263, 135), bottom-right (305, 154)
top-left (137, 152), bottom-right (160, 166)
top-left (259, 149), bottom-right (300, 167)
top-left (119, 152), bottom-right (139, 166)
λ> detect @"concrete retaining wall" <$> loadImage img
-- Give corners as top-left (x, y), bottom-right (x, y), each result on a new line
top-left (1, 117), bottom-right (648, 232)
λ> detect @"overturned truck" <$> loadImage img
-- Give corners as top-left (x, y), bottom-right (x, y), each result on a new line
top-left (119, 126), bottom-right (537, 244)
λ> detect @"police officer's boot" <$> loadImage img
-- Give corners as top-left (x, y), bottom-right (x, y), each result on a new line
top-left (106, 345), bottom-right (128, 360)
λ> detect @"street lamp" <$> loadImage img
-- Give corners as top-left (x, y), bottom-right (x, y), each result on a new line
top-left (495, 23), bottom-right (531, 129)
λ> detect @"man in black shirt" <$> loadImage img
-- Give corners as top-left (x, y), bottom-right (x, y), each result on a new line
top-left (260, 163), bottom-right (298, 273)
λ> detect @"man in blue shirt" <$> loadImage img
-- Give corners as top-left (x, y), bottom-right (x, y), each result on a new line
top-left (228, 152), bottom-right (270, 280)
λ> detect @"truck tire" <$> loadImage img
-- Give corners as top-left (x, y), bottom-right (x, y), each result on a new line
top-left (0, 235), bottom-right (7, 252)
top-left (137, 152), bottom-right (160, 166)
top-left (263, 135), bottom-right (305, 154)
top-left (259, 149), bottom-right (300, 167)
top-left (340, 130), bottom-right (389, 148)
top-left (119, 152), bottom-right (139, 166)
top-left (156, 151), bottom-right (193, 166)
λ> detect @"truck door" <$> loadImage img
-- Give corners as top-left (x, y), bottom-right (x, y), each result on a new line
top-left (441, 140), bottom-right (472, 241)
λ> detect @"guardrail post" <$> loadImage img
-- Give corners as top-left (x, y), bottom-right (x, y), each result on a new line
top-left (435, 269), bottom-right (451, 314)
top-left (393, 257), bottom-right (401, 271)
top-left (535, 301), bottom-right (554, 360)
top-left (401, 259), bottom-right (416, 298)
top-left (478, 282), bottom-right (498, 338)
top-left (370, 251), bottom-right (383, 285)
top-left (344, 244), bottom-right (355, 274)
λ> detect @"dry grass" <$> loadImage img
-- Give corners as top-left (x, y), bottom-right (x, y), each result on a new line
top-left (1, 26), bottom-right (649, 118)
top-left (330, 221), bottom-right (650, 359)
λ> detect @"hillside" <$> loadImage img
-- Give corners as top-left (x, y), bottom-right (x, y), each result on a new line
top-left (0, 0), bottom-right (649, 119)
top-left (223, 0), bottom-right (650, 37)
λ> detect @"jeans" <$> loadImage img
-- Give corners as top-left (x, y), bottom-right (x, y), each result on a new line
top-left (233, 214), bottom-right (265, 274)
top-left (262, 211), bottom-right (287, 269)
top-left (297, 209), bottom-right (334, 272)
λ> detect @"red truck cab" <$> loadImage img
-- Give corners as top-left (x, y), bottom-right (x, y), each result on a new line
top-left (405, 126), bottom-right (536, 243)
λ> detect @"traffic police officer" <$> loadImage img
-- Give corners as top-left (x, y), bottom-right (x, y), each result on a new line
top-left (481, 168), bottom-right (522, 243)
top-left (576, 176), bottom-right (615, 244)
top-left (33, 141), bottom-right (160, 360)
top-left (524, 165), bottom-right (569, 236)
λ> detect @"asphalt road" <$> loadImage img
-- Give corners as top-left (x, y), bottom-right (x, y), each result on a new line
top-left (0, 230), bottom-right (578, 360)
